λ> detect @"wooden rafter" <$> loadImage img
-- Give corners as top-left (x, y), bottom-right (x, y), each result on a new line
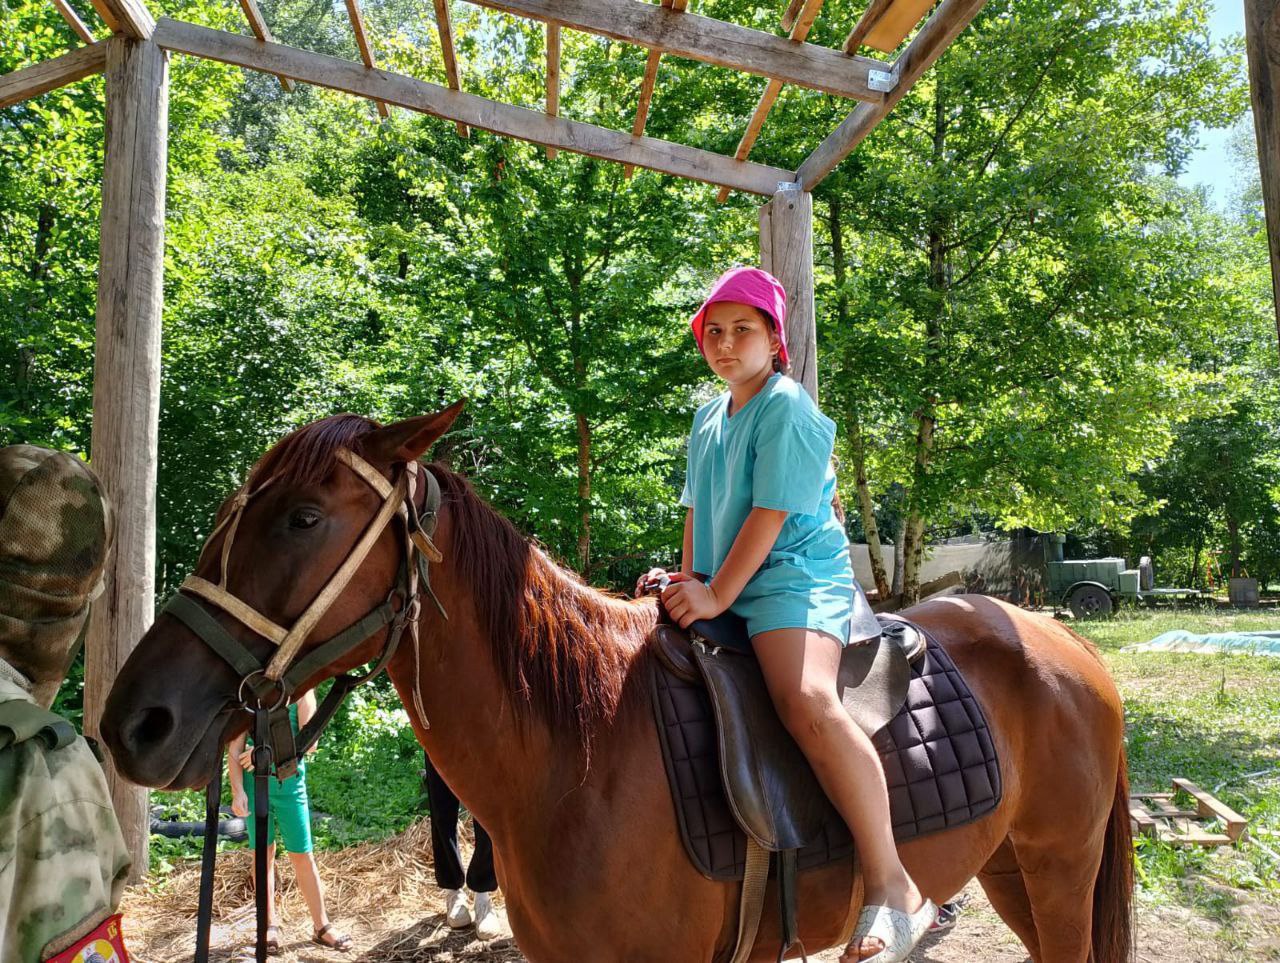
top-left (545, 22), bottom-right (558, 159)
top-left (799, 0), bottom-right (988, 190)
top-left (154, 18), bottom-right (793, 194)
top-left (716, 0), bottom-right (825, 203)
top-left (431, 0), bottom-right (469, 137)
top-left (343, 0), bottom-right (389, 118)
top-left (51, 0), bottom-right (96, 43)
top-left (0, 41), bottom-right (107, 108)
top-left (236, 0), bottom-right (294, 92)
top-left (622, 0), bottom-right (687, 179)
top-left (85, 0), bottom-right (152, 38)
top-left (781, 0), bottom-right (806, 30)
top-left (463, 0), bottom-right (885, 102)
top-left (842, 0), bottom-right (894, 53)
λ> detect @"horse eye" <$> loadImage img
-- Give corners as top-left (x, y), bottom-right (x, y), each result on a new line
top-left (289, 508), bottom-right (322, 530)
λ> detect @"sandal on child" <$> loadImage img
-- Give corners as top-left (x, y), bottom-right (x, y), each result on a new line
top-left (848, 899), bottom-right (936, 963)
top-left (262, 925), bottom-right (280, 957)
top-left (312, 924), bottom-right (352, 952)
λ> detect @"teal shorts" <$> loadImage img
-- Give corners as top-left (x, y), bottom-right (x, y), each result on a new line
top-left (729, 557), bottom-right (854, 646)
top-left (244, 764), bottom-right (313, 854)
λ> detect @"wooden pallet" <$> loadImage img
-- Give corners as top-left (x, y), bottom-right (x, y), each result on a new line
top-left (1129, 778), bottom-right (1248, 846)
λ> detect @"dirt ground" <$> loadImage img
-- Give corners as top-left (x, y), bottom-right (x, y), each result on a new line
top-left (122, 821), bottom-right (1278, 962)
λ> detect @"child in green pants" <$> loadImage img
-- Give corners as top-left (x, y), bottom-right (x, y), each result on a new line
top-left (229, 690), bottom-right (351, 954)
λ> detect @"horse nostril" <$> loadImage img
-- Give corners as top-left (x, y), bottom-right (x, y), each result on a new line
top-left (122, 705), bottom-right (177, 753)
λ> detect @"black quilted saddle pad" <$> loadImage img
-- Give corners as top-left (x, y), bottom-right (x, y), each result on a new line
top-left (650, 630), bottom-right (1002, 881)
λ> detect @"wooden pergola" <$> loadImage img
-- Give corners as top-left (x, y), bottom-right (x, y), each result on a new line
top-left (3, 0), bottom-right (991, 869)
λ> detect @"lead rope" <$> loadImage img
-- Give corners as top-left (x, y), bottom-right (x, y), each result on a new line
top-left (194, 761), bottom-right (222, 963)
top-left (252, 708), bottom-right (272, 963)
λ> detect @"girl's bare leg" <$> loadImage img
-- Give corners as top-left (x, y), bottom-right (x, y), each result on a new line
top-left (265, 843), bottom-right (278, 926)
top-left (752, 627), bottom-right (923, 961)
top-left (287, 851), bottom-right (331, 933)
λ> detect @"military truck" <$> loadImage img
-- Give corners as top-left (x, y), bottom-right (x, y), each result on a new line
top-left (1045, 534), bottom-right (1200, 619)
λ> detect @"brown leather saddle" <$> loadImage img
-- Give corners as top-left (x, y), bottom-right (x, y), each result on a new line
top-left (648, 611), bottom-right (1001, 955)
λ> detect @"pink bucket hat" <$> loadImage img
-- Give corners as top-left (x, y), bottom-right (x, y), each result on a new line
top-left (690, 266), bottom-right (789, 367)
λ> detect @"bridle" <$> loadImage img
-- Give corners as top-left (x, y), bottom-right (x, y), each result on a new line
top-left (164, 448), bottom-right (447, 963)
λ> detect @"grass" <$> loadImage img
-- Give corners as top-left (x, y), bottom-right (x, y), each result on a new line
top-left (1072, 606), bottom-right (1280, 949)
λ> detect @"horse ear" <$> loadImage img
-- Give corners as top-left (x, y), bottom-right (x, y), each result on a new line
top-left (362, 400), bottom-right (466, 464)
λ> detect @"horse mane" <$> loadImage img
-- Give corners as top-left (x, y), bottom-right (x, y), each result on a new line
top-left (252, 415), bottom-right (658, 746)
top-left (251, 414), bottom-right (381, 489)
top-left (429, 466), bottom-right (658, 748)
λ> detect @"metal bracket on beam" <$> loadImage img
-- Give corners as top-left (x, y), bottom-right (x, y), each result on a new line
top-left (867, 64), bottom-right (900, 93)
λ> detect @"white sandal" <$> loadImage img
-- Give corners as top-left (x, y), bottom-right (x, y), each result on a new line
top-left (848, 899), bottom-right (936, 962)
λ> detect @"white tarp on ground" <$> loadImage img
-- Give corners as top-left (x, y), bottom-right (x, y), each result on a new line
top-left (1126, 630), bottom-right (1280, 657)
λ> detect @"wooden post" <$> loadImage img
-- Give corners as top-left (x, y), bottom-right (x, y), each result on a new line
top-left (1245, 0), bottom-right (1280, 349)
top-left (84, 34), bottom-right (169, 879)
top-left (760, 183), bottom-right (817, 399)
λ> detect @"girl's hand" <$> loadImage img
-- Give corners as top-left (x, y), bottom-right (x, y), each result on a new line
top-left (231, 790), bottom-right (249, 819)
top-left (662, 579), bottom-right (725, 628)
top-left (238, 748), bottom-right (255, 772)
top-left (635, 567), bottom-right (667, 598)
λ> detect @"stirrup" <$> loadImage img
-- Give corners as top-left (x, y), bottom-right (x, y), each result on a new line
top-left (849, 899), bottom-right (936, 963)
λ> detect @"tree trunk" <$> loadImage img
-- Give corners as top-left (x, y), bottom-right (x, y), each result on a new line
top-left (1226, 516), bottom-right (1243, 579)
top-left (828, 194), bottom-right (891, 599)
top-left (575, 409), bottom-right (591, 574)
top-left (892, 523), bottom-right (905, 598)
top-left (849, 424), bottom-right (891, 599)
top-left (901, 81), bottom-right (948, 606)
top-left (900, 410), bottom-right (935, 605)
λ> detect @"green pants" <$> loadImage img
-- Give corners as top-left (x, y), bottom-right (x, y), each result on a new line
top-left (244, 763), bottom-right (313, 854)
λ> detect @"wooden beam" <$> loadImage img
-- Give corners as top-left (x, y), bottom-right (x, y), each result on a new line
top-left (85, 0), bottom-right (153, 38)
top-left (343, 0), bottom-right (389, 117)
top-left (153, 18), bottom-right (793, 194)
top-left (432, 0), bottom-right (469, 137)
top-left (798, 0), bottom-right (987, 190)
top-left (1245, 0), bottom-right (1280, 350)
top-left (843, 0), bottom-right (894, 53)
top-left (716, 0), bottom-right (825, 202)
top-left (760, 185), bottom-right (816, 398)
top-left (85, 34), bottom-right (167, 880)
top-left (545, 22), bottom-right (559, 158)
top-left (1173, 779), bottom-right (1248, 841)
top-left (236, 0), bottom-right (294, 92)
top-left (781, 0), bottom-right (806, 31)
top-left (858, 0), bottom-right (934, 53)
top-left (0, 42), bottom-right (107, 109)
top-left (462, 0), bottom-right (885, 102)
top-left (51, 0), bottom-right (96, 43)
top-left (623, 0), bottom-right (687, 179)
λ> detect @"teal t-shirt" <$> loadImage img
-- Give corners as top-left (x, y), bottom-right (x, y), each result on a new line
top-left (679, 374), bottom-right (855, 638)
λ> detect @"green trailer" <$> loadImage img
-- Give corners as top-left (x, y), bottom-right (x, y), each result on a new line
top-left (1044, 534), bottom-right (1201, 619)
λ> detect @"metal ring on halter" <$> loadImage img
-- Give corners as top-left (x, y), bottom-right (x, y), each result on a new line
top-left (237, 670), bottom-right (289, 711)
top-left (402, 596), bottom-right (423, 625)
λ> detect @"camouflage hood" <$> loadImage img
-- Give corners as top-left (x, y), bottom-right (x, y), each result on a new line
top-left (0, 446), bottom-right (113, 708)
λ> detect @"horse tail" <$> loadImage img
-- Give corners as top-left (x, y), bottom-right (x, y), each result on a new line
top-left (1091, 745), bottom-right (1134, 963)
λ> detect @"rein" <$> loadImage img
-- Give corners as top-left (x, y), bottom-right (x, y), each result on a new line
top-left (166, 449), bottom-right (446, 963)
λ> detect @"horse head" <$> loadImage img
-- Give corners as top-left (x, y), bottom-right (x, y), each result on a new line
top-left (100, 403), bottom-right (464, 790)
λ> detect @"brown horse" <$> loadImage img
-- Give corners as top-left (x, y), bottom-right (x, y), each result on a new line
top-left (101, 407), bottom-right (1132, 962)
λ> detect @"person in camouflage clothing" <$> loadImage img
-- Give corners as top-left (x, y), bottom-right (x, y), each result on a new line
top-left (0, 445), bottom-right (131, 962)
